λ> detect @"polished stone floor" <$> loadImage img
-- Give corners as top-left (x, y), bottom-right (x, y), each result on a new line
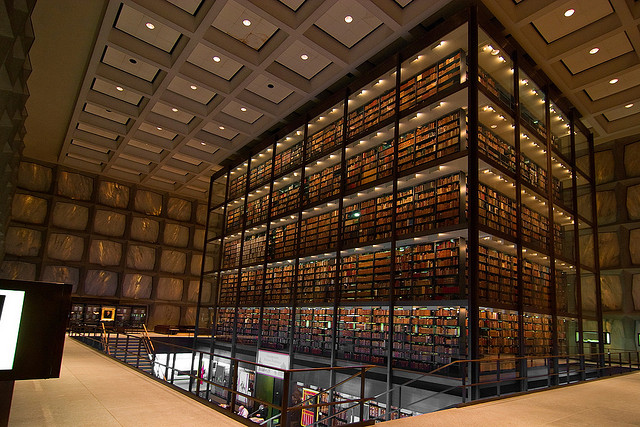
top-left (381, 370), bottom-right (640, 426)
top-left (9, 337), bottom-right (640, 426)
top-left (9, 337), bottom-right (243, 426)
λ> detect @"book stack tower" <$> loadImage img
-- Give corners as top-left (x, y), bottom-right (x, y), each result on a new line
top-left (200, 5), bottom-right (602, 382)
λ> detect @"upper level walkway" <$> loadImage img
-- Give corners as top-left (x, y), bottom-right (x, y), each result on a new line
top-left (381, 369), bottom-right (640, 426)
top-left (9, 337), bottom-right (243, 426)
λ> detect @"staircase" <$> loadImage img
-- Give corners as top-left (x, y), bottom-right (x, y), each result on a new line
top-left (107, 336), bottom-right (154, 375)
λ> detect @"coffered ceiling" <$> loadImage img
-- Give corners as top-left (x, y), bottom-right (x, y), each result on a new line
top-left (484, 0), bottom-right (640, 144)
top-left (23, 0), bottom-right (640, 201)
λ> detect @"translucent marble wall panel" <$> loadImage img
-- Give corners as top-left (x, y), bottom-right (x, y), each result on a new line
top-left (42, 266), bottom-right (80, 293)
top-left (93, 210), bottom-right (126, 237)
top-left (98, 181), bottom-right (130, 208)
top-left (126, 245), bottom-right (155, 270)
top-left (188, 280), bottom-right (211, 303)
top-left (89, 240), bottom-right (122, 266)
top-left (193, 228), bottom-right (205, 250)
top-left (157, 277), bottom-right (183, 300)
top-left (51, 202), bottom-right (89, 230)
top-left (11, 194), bottom-right (47, 224)
top-left (5, 226), bottom-right (41, 256)
top-left (134, 190), bottom-right (162, 215)
top-left (130, 217), bottom-right (159, 242)
top-left (167, 197), bottom-right (191, 221)
top-left (47, 233), bottom-right (84, 261)
top-left (122, 274), bottom-right (153, 299)
top-left (163, 223), bottom-right (189, 247)
top-left (84, 270), bottom-right (118, 296)
top-left (0, 261), bottom-right (36, 280)
top-left (17, 162), bottom-right (52, 192)
top-left (196, 204), bottom-right (207, 225)
top-left (57, 171), bottom-right (93, 200)
top-left (160, 250), bottom-right (186, 273)
top-left (150, 304), bottom-right (180, 327)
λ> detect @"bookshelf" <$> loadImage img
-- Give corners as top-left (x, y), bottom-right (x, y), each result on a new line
top-left (523, 313), bottom-right (552, 355)
top-left (297, 258), bottom-right (336, 304)
top-left (294, 307), bottom-right (334, 356)
top-left (204, 12), bottom-right (598, 382)
top-left (261, 307), bottom-right (290, 350)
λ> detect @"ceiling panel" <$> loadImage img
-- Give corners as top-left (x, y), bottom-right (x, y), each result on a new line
top-left (166, 76), bottom-right (216, 104)
top-left (315, 2), bottom-right (383, 48)
top-left (211, 0), bottom-right (279, 50)
top-left (138, 122), bottom-right (177, 140)
top-left (92, 78), bottom-right (143, 105)
top-left (280, 0), bottom-right (305, 12)
top-left (115, 3), bottom-right (182, 53)
top-left (128, 139), bottom-right (164, 154)
top-left (561, 32), bottom-right (633, 74)
top-left (151, 102), bottom-right (195, 124)
top-left (245, 74), bottom-right (293, 103)
top-left (532, 0), bottom-right (613, 44)
top-left (584, 67), bottom-right (640, 100)
top-left (102, 46), bottom-right (160, 81)
top-left (187, 43), bottom-right (243, 81)
top-left (221, 100), bottom-right (263, 124)
top-left (166, 0), bottom-right (202, 15)
top-left (84, 103), bottom-right (130, 124)
top-left (603, 103), bottom-right (639, 121)
top-left (275, 40), bottom-right (332, 79)
top-left (186, 138), bottom-right (219, 154)
top-left (77, 122), bottom-right (119, 140)
top-left (202, 122), bottom-right (239, 140)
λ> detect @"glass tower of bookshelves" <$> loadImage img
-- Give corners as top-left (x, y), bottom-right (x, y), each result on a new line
top-left (199, 3), bottom-right (601, 400)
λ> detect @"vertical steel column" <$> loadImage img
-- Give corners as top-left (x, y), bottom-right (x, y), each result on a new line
top-left (513, 53), bottom-right (527, 392)
top-left (545, 87), bottom-right (559, 385)
top-left (257, 138), bottom-right (278, 351)
top-left (385, 52), bottom-right (402, 419)
top-left (327, 88), bottom-right (350, 417)
top-left (467, 3), bottom-right (481, 400)
top-left (587, 130), bottom-right (605, 365)
top-left (231, 157), bottom-right (253, 365)
top-left (569, 111), bottom-right (586, 370)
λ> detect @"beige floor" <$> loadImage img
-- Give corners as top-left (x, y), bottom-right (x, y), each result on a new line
top-left (9, 337), bottom-right (243, 426)
top-left (382, 370), bottom-right (640, 426)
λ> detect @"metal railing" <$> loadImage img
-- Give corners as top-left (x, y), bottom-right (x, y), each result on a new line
top-left (69, 326), bottom-right (640, 426)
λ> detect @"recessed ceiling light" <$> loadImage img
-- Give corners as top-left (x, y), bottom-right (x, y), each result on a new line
top-left (156, 127), bottom-right (163, 131)
top-left (171, 108), bottom-right (178, 112)
top-left (242, 19), bottom-right (251, 26)
top-left (190, 85), bottom-right (197, 90)
top-left (116, 86), bottom-right (124, 91)
top-left (490, 49), bottom-right (500, 56)
top-left (145, 22), bottom-right (155, 30)
top-left (609, 78), bottom-right (619, 84)
top-left (213, 56), bottom-right (221, 62)
top-left (300, 54), bottom-right (309, 60)
top-left (564, 9), bottom-right (575, 17)
top-left (267, 83), bottom-right (274, 88)
top-left (240, 107), bottom-right (247, 112)
top-left (129, 58), bottom-right (137, 64)
top-left (490, 124), bottom-right (497, 129)
top-left (625, 103), bottom-right (634, 108)
top-left (219, 126), bottom-right (225, 130)
top-left (344, 15), bottom-right (353, 23)
top-left (589, 47), bottom-right (599, 54)
top-left (201, 142), bottom-right (206, 146)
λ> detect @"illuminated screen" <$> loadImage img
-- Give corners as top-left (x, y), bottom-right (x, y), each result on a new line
top-left (0, 290), bottom-right (25, 370)
top-left (0, 280), bottom-right (71, 381)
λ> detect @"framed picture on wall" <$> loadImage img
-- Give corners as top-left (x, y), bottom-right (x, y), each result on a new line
top-left (101, 306), bottom-right (116, 322)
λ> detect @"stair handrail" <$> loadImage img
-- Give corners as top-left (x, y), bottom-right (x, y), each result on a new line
top-left (141, 324), bottom-right (155, 355)
top-left (101, 323), bottom-right (110, 355)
